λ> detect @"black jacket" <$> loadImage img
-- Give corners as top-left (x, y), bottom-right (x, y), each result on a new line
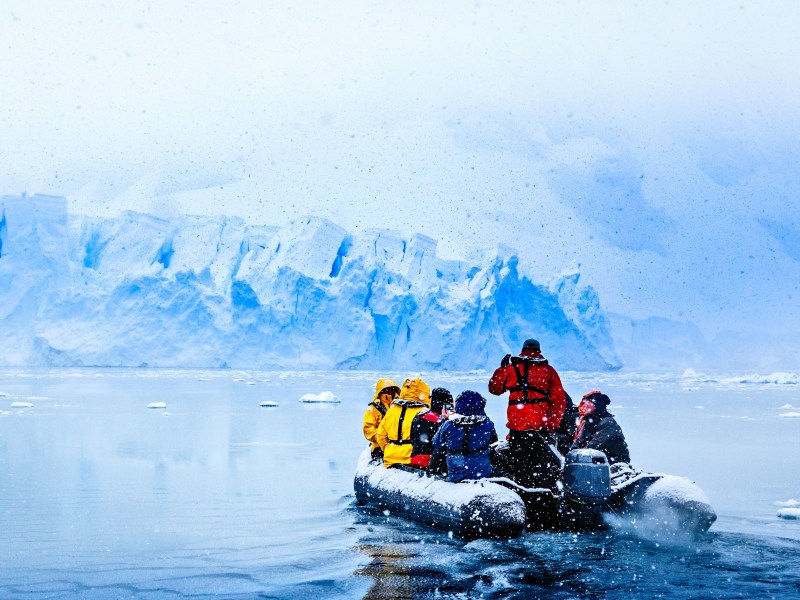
top-left (555, 392), bottom-right (579, 456)
top-left (571, 410), bottom-right (630, 464)
top-left (410, 409), bottom-right (443, 463)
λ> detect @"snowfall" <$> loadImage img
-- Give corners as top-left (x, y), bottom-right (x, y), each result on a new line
top-left (0, 196), bottom-right (798, 598)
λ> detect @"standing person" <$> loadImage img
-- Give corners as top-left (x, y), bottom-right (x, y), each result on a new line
top-left (430, 390), bottom-right (498, 483)
top-left (488, 338), bottom-right (566, 489)
top-left (363, 378), bottom-right (401, 460)
top-left (571, 391), bottom-right (630, 464)
top-left (409, 387), bottom-right (453, 470)
top-left (376, 377), bottom-right (431, 467)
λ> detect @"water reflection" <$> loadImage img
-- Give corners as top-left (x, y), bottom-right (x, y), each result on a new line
top-left (354, 544), bottom-right (422, 599)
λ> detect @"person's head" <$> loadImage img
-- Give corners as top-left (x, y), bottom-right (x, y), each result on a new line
top-left (399, 377), bottom-right (431, 406)
top-left (579, 390), bottom-right (611, 416)
top-left (374, 378), bottom-right (400, 404)
top-left (430, 387), bottom-right (454, 416)
top-left (454, 390), bottom-right (487, 416)
top-left (521, 338), bottom-right (541, 354)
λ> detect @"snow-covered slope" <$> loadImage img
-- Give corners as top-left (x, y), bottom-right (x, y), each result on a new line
top-left (0, 194), bottom-right (620, 370)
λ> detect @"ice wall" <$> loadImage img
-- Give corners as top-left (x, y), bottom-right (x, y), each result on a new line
top-left (0, 194), bottom-right (620, 370)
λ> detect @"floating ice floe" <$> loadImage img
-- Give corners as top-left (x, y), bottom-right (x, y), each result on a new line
top-left (260, 401), bottom-right (279, 408)
top-left (0, 391), bottom-right (10, 397)
top-left (11, 402), bottom-right (33, 408)
top-left (246, 381), bottom-right (256, 386)
top-left (779, 404), bottom-right (796, 409)
top-left (778, 508), bottom-right (800, 520)
top-left (147, 402), bottom-right (167, 409)
top-left (28, 396), bottom-right (50, 401)
top-left (681, 369), bottom-right (717, 383)
top-left (299, 391), bottom-right (340, 403)
top-left (779, 412), bottom-right (800, 418)
top-left (721, 372), bottom-right (800, 385)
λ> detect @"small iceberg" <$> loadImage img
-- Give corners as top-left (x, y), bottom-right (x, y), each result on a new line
top-left (299, 391), bottom-right (340, 404)
top-left (11, 401), bottom-right (33, 408)
top-left (779, 412), bottom-right (800, 418)
top-left (147, 402), bottom-right (167, 409)
top-left (0, 391), bottom-right (10, 397)
top-left (260, 401), bottom-right (279, 408)
top-left (778, 508), bottom-right (800, 520)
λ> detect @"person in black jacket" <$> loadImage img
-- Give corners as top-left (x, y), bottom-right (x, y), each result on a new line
top-left (571, 390), bottom-right (630, 464)
top-left (409, 388), bottom-right (453, 470)
top-left (555, 391), bottom-right (579, 456)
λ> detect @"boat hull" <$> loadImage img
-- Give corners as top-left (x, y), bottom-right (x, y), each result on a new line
top-left (606, 466), bottom-right (717, 534)
top-left (354, 450), bottom-right (716, 538)
top-left (354, 449), bottom-right (526, 539)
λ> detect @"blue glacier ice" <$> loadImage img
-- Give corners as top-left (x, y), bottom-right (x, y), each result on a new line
top-left (0, 194), bottom-right (620, 370)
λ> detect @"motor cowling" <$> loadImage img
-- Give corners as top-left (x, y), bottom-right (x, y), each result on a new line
top-left (563, 449), bottom-right (611, 505)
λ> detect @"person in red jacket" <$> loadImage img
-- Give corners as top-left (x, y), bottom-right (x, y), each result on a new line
top-left (488, 338), bottom-right (566, 489)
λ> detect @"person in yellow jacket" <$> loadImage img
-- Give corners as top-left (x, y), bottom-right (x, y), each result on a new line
top-left (376, 377), bottom-right (431, 467)
top-left (363, 378), bottom-right (401, 460)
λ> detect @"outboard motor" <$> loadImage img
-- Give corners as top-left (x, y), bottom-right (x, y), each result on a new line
top-left (563, 449), bottom-right (611, 505)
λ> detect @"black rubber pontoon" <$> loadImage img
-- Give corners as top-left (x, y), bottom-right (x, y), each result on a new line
top-left (354, 449), bottom-right (526, 539)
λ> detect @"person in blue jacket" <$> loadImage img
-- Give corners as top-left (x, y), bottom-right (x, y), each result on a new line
top-left (430, 390), bottom-right (498, 482)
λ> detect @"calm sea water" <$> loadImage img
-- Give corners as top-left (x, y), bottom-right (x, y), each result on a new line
top-left (0, 368), bottom-right (798, 599)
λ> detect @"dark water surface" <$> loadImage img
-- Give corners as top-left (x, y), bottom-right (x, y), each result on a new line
top-left (0, 369), bottom-right (798, 598)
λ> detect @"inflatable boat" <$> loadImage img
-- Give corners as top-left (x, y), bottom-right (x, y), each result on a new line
top-left (354, 445), bottom-right (716, 539)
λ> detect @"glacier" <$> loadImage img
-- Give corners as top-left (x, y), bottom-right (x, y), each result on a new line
top-left (0, 193), bottom-right (620, 370)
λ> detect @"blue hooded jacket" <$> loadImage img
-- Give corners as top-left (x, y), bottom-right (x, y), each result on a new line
top-left (430, 390), bottom-right (498, 482)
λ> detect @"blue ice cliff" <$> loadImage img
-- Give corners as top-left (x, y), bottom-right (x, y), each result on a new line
top-left (0, 194), bottom-right (620, 370)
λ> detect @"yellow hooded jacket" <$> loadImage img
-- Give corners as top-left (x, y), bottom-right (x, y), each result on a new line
top-left (363, 378), bottom-right (401, 452)
top-left (376, 377), bottom-right (431, 467)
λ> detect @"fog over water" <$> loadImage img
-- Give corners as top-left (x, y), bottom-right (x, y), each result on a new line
top-left (0, 369), bottom-right (798, 598)
top-left (2, 2), bottom-right (800, 366)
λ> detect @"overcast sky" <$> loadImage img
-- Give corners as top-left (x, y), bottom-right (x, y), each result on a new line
top-left (2, 1), bottom-right (799, 338)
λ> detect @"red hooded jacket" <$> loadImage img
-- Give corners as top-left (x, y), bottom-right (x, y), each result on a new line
top-left (488, 350), bottom-right (566, 433)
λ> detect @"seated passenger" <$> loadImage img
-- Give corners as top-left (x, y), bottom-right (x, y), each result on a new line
top-left (409, 387), bottom-right (453, 470)
top-left (570, 390), bottom-right (630, 464)
top-left (555, 391), bottom-right (579, 456)
top-left (375, 377), bottom-right (431, 467)
top-left (363, 378), bottom-right (401, 460)
top-left (430, 390), bottom-right (498, 482)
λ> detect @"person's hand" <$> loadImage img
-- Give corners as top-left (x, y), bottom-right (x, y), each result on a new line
top-left (501, 354), bottom-right (511, 368)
